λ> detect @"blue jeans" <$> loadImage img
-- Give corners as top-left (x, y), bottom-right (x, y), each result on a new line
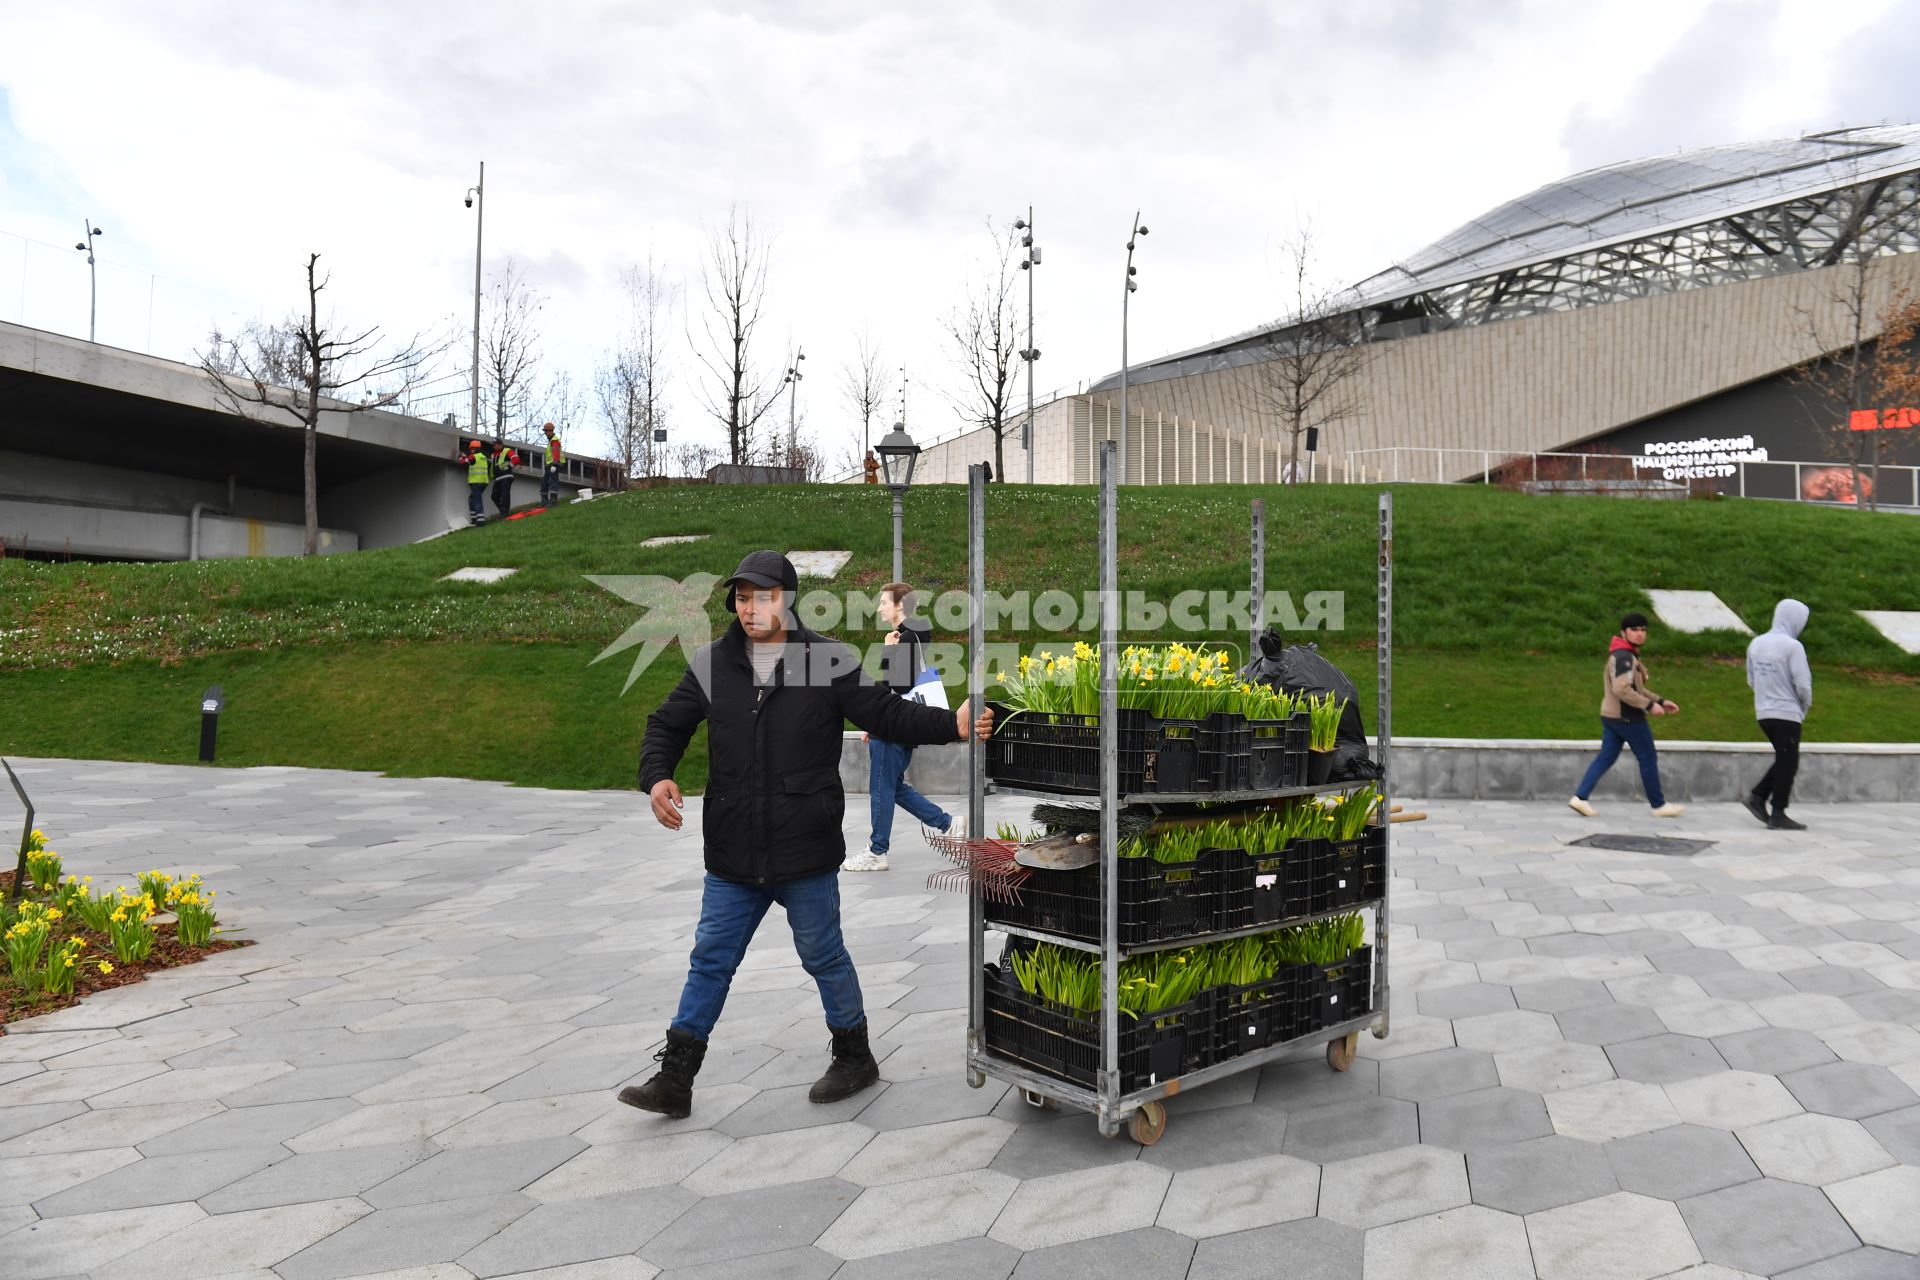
top-left (868, 738), bottom-right (949, 856)
top-left (671, 871), bottom-right (864, 1042)
top-left (1576, 717), bottom-right (1666, 808)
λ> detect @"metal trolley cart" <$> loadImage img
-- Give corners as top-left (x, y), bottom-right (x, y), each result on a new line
top-left (956, 442), bottom-right (1396, 1143)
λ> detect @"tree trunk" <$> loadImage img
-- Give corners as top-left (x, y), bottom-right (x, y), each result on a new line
top-left (994, 419), bottom-right (1005, 481)
top-left (302, 418), bottom-right (319, 556)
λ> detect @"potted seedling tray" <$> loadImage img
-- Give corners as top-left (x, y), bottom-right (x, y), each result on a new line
top-left (1212, 968), bottom-right (1302, 1061)
top-left (986, 704), bottom-right (1199, 796)
top-left (1197, 712), bottom-right (1253, 793)
top-left (984, 968), bottom-right (1214, 1091)
top-left (1320, 826), bottom-right (1387, 912)
top-left (1248, 717), bottom-right (1306, 790)
top-left (987, 852), bottom-right (1220, 946)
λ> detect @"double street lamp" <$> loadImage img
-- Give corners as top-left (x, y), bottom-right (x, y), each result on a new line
top-left (465, 162), bottom-right (486, 438)
top-left (784, 349), bottom-right (805, 465)
top-left (1015, 208), bottom-right (1041, 484)
top-left (875, 422), bottom-right (921, 582)
top-left (73, 220), bottom-right (104, 343)
top-left (1119, 212), bottom-right (1148, 486)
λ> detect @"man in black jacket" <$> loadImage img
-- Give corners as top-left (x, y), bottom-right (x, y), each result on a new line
top-left (618, 551), bottom-right (992, 1119)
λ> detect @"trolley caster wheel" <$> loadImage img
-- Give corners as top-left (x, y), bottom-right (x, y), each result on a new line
top-left (1021, 1089), bottom-right (1056, 1110)
top-left (1327, 1032), bottom-right (1358, 1072)
top-left (1127, 1101), bottom-right (1168, 1146)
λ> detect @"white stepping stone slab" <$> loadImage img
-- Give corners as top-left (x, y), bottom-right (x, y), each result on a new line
top-left (1858, 611), bottom-right (1920, 654)
top-left (789, 549), bottom-right (852, 579)
top-left (440, 567), bottom-right (518, 584)
top-left (641, 534), bottom-right (710, 547)
top-left (1644, 589), bottom-right (1751, 634)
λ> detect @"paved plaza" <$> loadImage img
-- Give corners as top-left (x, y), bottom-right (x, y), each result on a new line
top-left (2, 758), bottom-right (1918, 1279)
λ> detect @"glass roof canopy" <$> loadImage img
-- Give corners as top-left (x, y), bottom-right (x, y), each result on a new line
top-left (1108, 125), bottom-right (1920, 391)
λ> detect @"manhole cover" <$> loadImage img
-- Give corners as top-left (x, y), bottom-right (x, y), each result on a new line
top-left (1569, 834), bottom-right (1715, 856)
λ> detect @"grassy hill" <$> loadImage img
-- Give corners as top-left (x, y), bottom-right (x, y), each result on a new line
top-left (2, 484), bottom-right (1916, 792)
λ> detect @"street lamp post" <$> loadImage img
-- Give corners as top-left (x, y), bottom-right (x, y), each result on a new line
top-left (1015, 208), bottom-right (1041, 484)
top-left (73, 220), bottom-right (103, 343)
top-left (464, 162), bottom-right (485, 438)
top-left (1119, 212), bottom-right (1147, 486)
top-left (875, 422), bottom-right (921, 583)
top-left (784, 348), bottom-right (806, 467)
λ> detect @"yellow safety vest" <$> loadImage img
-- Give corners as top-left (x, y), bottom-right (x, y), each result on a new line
top-left (467, 452), bottom-right (491, 485)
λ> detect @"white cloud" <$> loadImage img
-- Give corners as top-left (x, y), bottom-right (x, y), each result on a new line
top-left (0, 0), bottom-right (1904, 472)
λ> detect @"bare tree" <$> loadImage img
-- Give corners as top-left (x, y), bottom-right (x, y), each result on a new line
top-left (541, 369), bottom-right (587, 441)
top-left (1244, 226), bottom-right (1369, 482)
top-left (943, 220), bottom-right (1022, 479)
top-left (481, 258), bottom-right (545, 442)
top-left (198, 253), bottom-right (438, 555)
top-left (664, 438), bottom-right (721, 479)
top-left (600, 257), bottom-right (676, 481)
top-left (841, 331), bottom-right (886, 466)
top-left (691, 208), bottom-right (779, 465)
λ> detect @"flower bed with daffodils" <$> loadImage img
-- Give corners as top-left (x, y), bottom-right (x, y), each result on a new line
top-left (2, 828), bottom-right (247, 1028)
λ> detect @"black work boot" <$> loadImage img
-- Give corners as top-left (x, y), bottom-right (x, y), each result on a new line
top-left (809, 1020), bottom-right (880, 1103)
top-left (1768, 812), bottom-right (1808, 831)
top-left (1741, 793), bottom-right (1769, 826)
top-left (616, 1028), bottom-right (707, 1118)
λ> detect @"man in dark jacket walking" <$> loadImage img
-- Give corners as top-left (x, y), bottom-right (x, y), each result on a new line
top-left (618, 551), bottom-right (992, 1119)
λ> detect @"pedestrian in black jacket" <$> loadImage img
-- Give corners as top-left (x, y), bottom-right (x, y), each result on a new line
top-left (617, 550), bottom-right (993, 1119)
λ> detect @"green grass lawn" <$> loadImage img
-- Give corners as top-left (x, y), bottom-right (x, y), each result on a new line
top-left (3, 484), bottom-right (1916, 791)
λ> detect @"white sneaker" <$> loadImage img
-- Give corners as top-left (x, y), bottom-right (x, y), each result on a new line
top-left (1650, 803), bottom-right (1687, 818)
top-left (926, 814), bottom-right (966, 845)
top-left (844, 851), bottom-right (889, 872)
top-left (1568, 797), bottom-right (1597, 817)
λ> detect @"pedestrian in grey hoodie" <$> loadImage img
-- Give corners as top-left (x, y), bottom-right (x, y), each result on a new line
top-left (1744, 599), bottom-right (1812, 830)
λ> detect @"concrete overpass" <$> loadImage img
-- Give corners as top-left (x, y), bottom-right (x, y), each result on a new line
top-left (0, 321), bottom-right (616, 560)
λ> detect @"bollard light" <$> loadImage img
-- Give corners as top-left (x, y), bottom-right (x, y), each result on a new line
top-left (199, 684), bottom-right (225, 763)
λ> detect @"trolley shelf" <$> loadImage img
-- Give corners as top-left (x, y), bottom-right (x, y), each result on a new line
top-left (968, 1005), bottom-right (1385, 1116)
top-left (983, 780), bottom-right (1365, 806)
top-left (989, 898), bottom-right (1387, 958)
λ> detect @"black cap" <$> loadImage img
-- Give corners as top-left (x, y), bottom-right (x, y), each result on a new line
top-left (724, 550), bottom-right (799, 611)
top-left (1620, 612), bottom-right (1649, 631)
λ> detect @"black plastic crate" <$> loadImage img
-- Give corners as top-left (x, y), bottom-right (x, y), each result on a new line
top-left (1213, 968), bottom-right (1301, 1061)
top-left (986, 704), bottom-right (1198, 796)
top-left (1292, 837), bottom-right (1334, 914)
top-left (987, 852), bottom-right (1216, 946)
top-left (983, 968), bottom-right (1214, 1091)
top-left (1297, 946), bottom-right (1373, 1033)
top-left (1197, 712), bottom-right (1252, 793)
top-left (1204, 845), bottom-right (1254, 932)
top-left (1235, 843), bottom-right (1315, 926)
top-left (1248, 718), bottom-right (1293, 790)
top-left (1322, 827), bottom-right (1387, 911)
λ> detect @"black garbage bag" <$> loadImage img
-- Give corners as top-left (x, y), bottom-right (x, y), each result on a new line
top-left (1239, 628), bottom-right (1382, 781)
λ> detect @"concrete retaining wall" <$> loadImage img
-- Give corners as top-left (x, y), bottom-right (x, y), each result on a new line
top-left (838, 733), bottom-right (1920, 803)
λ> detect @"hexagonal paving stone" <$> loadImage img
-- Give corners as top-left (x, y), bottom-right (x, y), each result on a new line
top-left (1822, 1165), bottom-right (1920, 1254)
top-left (1737, 1113), bottom-right (1896, 1186)
top-left (1154, 1153), bottom-right (1320, 1238)
top-left (1416, 983), bottom-right (1517, 1020)
top-left (1781, 1061), bottom-right (1919, 1119)
top-left (1664, 1070), bottom-right (1805, 1130)
top-left (1363, 1203), bottom-right (1535, 1280)
top-left (1605, 1125), bottom-right (1760, 1201)
top-left (1712, 1026), bottom-right (1836, 1075)
top-left (1452, 1009), bottom-right (1563, 1052)
top-left (1493, 1041), bottom-right (1617, 1094)
top-left (1679, 1177), bottom-right (1862, 1275)
top-left (988, 1161), bottom-right (1171, 1252)
top-left (1510, 978), bottom-right (1615, 1014)
top-left (1774, 1248), bottom-right (1920, 1279)
top-left (1557, 1003), bottom-right (1668, 1046)
top-left (1858, 1103), bottom-right (1920, 1166)
top-left (1318, 1145), bottom-right (1468, 1229)
top-left (813, 1168), bottom-right (1017, 1260)
top-left (1188, 1216), bottom-right (1363, 1280)
top-left (1605, 1033), bottom-right (1728, 1084)
top-left (1526, 1191), bottom-right (1702, 1280)
top-left (1420, 1087), bottom-right (1553, 1152)
top-left (1466, 1135), bottom-right (1618, 1215)
top-left (1279, 1096), bottom-right (1420, 1164)
top-left (1545, 1080), bottom-right (1681, 1142)
top-left (1377, 1048), bottom-right (1498, 1102)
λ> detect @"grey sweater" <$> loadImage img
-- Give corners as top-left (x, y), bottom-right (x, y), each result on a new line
top-left (1746, 599), bottom-right (1813, 723)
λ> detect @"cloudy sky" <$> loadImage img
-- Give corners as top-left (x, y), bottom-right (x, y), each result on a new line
top-left (1, 0), bottom-right (1913, 471)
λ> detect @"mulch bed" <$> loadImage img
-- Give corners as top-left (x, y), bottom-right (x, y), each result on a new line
top-left (1, 871), bottom-right (253, 1031)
